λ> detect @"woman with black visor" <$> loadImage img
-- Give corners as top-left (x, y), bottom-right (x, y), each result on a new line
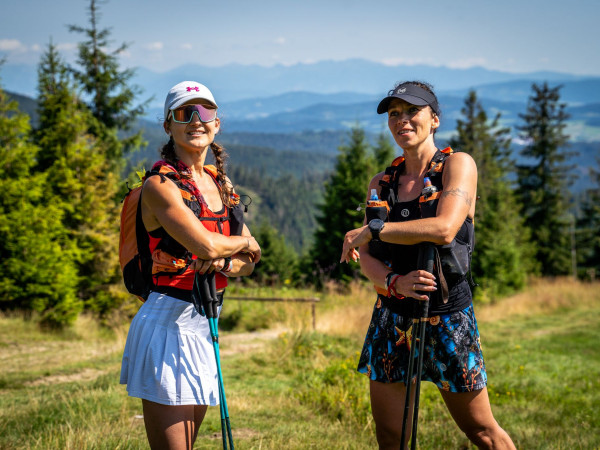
top-left (341, 81), bottom-right (515, 449)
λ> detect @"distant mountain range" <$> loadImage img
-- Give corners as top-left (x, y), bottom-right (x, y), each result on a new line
top-left (4, 58), bottom-right (600, 169)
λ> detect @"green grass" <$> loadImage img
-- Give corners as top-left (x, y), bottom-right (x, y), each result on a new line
top-left (0, 281), bottom-right (599, 449)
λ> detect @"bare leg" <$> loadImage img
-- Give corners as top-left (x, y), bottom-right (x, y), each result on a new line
top-left (439, 388), bottom-right (516, 449)
top-left (370, 379), bottom-right (417, 450)
top-left (142, 399), bottom-right (208, 450)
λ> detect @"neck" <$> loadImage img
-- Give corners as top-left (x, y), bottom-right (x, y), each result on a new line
top-left (402, 141), bottom-right (437, 176)
top-left (174, 145), bottom-right (210, 176)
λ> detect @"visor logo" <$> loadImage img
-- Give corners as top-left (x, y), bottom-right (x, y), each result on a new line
top-left (397, 88), bottom-right (406, 94)
top-left (186, 87), bottom-right (200, 92)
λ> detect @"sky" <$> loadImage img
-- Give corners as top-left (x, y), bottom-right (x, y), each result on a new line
top-left (1, 0), bottom-right (599, 76)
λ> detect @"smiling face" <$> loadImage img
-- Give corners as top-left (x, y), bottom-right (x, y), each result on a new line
top-left (387, 98), bottom-right (439, 151)
top-left (164, 99), bottom-right (220, 156)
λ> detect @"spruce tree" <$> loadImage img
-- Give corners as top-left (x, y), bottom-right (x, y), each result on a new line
top-left (516, 83), bottom-right (574, 276)
top-left (36, 42), bottom-right (123, 317)
top-left (250, 222), bottom-right (298, 285)
top-left (373, 131), bottom-right (396, 172)
top-left (0, 77), bottom-right (80, 327)
top-left (68, 0), bottom-right (146, 158)
top-left (310, 126), bottom-right (373, 283)
top-left (576, 157), bottom-right (600, 279)
top-left (449, 90), bottom-right (534, 300)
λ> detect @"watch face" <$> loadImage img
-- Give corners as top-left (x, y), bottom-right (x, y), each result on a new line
top-left (370, 219), bottom-right (384, 231)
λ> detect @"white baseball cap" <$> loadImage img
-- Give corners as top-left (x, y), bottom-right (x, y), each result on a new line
top-left (163, 81), bottom-right (218, 120)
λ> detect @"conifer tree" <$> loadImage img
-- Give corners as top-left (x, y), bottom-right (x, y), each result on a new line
top-left (250, 222), bottom-right (298, 285)
top-left (449, 90), bottom-right (534, 299)
top-left (0, 77), bottom-right (80, 327)
top-left (373, 131), bottom-right (396, 172)
top-left (516, 83), bottom-right (574, 276)
top-left (68, 0), bottom-right (146, 158)
top-left (576, 158), bottom-right (600, 279)
top-left (36, 42), bottom-right (123, 317)
top-left (310, 126), bottom-right (373, 283)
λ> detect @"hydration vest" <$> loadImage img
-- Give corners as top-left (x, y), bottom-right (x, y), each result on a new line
top-left (366, 147), bottom-right (475, 314)
top-left (119, 161), bottom-right (243, 302)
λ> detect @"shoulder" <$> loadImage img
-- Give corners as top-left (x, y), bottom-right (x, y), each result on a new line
top-left (142, 172), bottom-right (180, 201)
top-left (369, 171), bottom-right (385, 189)
top-left (445, 151), bottom-right (477, 173)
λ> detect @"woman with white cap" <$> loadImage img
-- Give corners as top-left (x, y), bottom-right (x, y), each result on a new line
top-left (120, 81), bottom-right (261, 449)
top-left (341, 81), bottom-right (515, 449)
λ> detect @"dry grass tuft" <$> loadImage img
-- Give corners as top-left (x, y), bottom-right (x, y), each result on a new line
top-left (476, 277), bottom-right (600, 323)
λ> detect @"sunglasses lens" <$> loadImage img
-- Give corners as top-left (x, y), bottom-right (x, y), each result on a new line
top-left (172, 105), bottom-right (217, 123)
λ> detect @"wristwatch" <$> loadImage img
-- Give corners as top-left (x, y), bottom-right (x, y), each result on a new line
top-left (368, 219), bottom-right (385, 241)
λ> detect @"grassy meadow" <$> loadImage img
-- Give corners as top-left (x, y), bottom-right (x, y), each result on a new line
top-left (0, 278), bottom-right (599, 449)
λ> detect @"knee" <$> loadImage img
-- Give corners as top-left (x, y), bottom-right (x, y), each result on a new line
top-left (463, 424), bottom-right (511, 449)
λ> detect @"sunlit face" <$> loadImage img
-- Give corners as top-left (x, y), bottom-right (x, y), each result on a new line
top-left (387, 98), bottom-right (439, 150)
top-left (164, 99), bottom-right (220, 154)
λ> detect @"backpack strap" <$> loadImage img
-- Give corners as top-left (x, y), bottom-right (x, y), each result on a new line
top-left (378, 155), bottom-right (405, 207)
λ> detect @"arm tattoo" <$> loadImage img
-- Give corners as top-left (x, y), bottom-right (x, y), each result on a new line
top-left (442, 187), bottom-right (472, 207)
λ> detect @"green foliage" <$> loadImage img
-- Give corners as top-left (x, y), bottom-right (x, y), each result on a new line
top-left (449, 90), bottom-right (535, 300)
top-left (517, 83), bottom-right (574, 276)
top-left (576, 157), bottom-right (600, 279)
top-left (67, 0), bottom-right (147, 156)
top-left (230, 165), bottom-right (324, 252)
top-left (0, 82), bottom-right (80, 327)
top-left (249, 222), bottom-right (298, 285)
top-left (310, 126), bottom-right (374, 283)
top-left (35, 42), bottom-right (123, 318)
top-left (372, 130), bottom-right (396, 173)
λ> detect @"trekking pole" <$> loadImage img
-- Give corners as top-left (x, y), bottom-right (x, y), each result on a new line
top-left (198, 272), bottom-right (234, 450)
top-left (400, 242), bottom-right (435, 450)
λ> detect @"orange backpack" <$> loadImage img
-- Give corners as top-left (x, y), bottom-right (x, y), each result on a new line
top-left (119, 172), bottom-right (154, 301)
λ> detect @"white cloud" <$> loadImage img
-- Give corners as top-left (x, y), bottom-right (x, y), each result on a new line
top-left (180, 43), bottom-right (193, 50)
top-left (446, 57), bottom-right (487, 69)
top-left (381, 57), bottom-right (438, 67)
top-left (0, 39), bottom-right (27, 52)
top-left (56, 42), bottom-right (77, 52)
top-left (274, 37), bottom-right (286, 45)
top-left (144, 42), bottom-right (164, 51)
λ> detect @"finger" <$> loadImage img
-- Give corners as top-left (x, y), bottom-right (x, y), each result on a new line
top-left (416, 276), bottom-right (437, 286)
top-left (417, 270), bottom-right (436, 279)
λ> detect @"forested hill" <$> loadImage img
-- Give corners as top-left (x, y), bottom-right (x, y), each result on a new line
top-left (8, 89), bottom-right (599, 253)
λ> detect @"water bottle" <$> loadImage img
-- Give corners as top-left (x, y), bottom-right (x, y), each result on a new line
top-left (419, 177), bottom-right (438, 219)
top-left (366, 189), bottom-right (390, 263)
top-left (366, 189), bottom-right (389, 222)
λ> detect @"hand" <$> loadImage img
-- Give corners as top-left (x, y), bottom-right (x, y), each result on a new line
top-left (245, 236), bottom-right (262, 263)
top-left (394, 270), bottom-right (437, 301)
top-left (193, 259), bottom-right (225, 273)
top-left (340, 225), bottom-right (370, 263)
top-left (193, 259), bottom-right (213, 274)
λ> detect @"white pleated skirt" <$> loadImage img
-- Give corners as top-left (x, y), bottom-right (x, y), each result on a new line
top-left (120, 292), bottom-right (220, 406)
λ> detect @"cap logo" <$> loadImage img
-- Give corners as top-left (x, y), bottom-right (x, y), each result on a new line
top-left (397, 87), bottom-right (406, 94)
top-left (186, 86), bottom-right (200, 92)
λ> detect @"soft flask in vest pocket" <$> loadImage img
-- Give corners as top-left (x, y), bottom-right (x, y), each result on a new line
top-left (365, 190), bottom-right (390, 262)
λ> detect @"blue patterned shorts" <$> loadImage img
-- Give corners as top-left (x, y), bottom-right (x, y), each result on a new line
top-left (357, 301), bottom-right (487, 392)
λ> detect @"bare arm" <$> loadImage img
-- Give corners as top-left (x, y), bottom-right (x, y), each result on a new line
top-left (142, 175), bottom-right (260, 260)
top-left (341, 152), bottom-right (477, 260)
top-left (227, 223), bottom-right (258, 277)
top-left (357, 174), bottom-right (437, 300)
